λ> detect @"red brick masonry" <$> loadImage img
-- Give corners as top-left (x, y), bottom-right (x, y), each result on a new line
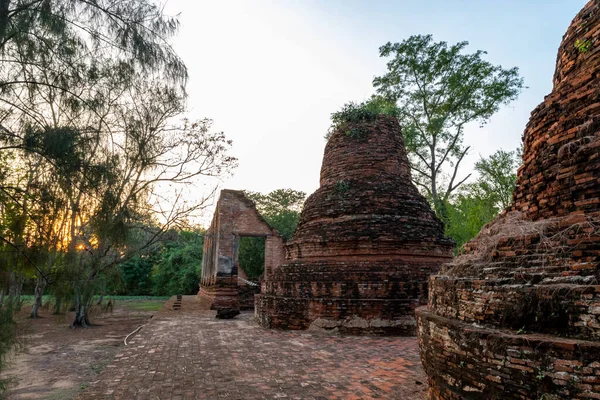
top-left (199, 190), bottom-right (284, 314)
top-left (417, 1), bottom-right (600, 398)
top-left (256, 115), bottom-right (454, 334)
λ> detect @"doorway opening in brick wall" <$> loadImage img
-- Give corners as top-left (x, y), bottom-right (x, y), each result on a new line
top-left (237, 235), bottom-right (265, 309)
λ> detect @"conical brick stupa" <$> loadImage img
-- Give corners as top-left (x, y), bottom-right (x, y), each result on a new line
top-left (255, 114), bottom-right (454, 335)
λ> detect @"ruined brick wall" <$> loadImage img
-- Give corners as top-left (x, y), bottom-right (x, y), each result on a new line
top-left (256, 115), bottom-right (454, 334)
top-left (417, 2), bottom-right (600, 398)
top-left (237, 265), bottom-right (260, 310)
top-left (198, 190), bottom-right (283, 313)
top-left (264, 236), bottom-right (284, 277)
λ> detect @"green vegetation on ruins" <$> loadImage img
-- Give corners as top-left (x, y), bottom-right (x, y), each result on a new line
top-left (575, 38), bottom-right (593, 53)
top-left (327, 98), bottom-right (399, 140)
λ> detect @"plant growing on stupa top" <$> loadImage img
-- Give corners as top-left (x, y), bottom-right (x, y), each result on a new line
top-left (327, 98), bottom-right (399, 140)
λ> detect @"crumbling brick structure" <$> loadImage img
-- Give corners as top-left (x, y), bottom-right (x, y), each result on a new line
top-left (238, 265), bottom-right (260, 310)
top-left (255, 115), bottom-right (454, 334)
top-left (199, 190), bottom-right (284, 317)
top-left (417, 2), bottom-right (600, 398)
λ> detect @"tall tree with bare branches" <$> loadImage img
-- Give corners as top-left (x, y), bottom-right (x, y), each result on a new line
top-left (0, 1), bottom-right (237, 329)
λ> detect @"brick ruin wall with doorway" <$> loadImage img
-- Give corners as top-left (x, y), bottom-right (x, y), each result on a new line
top-left (417, 2), bottom-right (600, 398)
top-left (255, 115), bottom-right (454, 334)
top-left (198, 190), bottom-right (284, 316)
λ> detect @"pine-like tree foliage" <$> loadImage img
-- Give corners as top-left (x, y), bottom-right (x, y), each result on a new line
top-left (0, 0), bottom-right (236, 335)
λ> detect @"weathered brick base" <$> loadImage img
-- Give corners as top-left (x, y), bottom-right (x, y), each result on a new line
top-left (239, 285), bottom-right (259, 310)
top-left (256, 296), bottom-right (418, 335)
top-left (197, 279), bottom-right (239, 310)
top-left (417, 309), bottom-right (600, 399)
top-left (256, 259), bottom-right (449, 334)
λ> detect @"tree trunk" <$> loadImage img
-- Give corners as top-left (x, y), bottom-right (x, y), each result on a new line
top-left (96, 291), bottom-right (104, 306)
top-left (52, 296), bottom-right (63, 315)
top-left (0, 288), bottom-right (4, 306)
top-left (435, 198), bottom-right (450, 227)
top-left (30, 276), bottom-right (45, 318)
top-left (8, 271), bottom-right (23, 311)
top-left (15, 278), bottom-right (23, 310)
top-left (8, 271), bottom-right (16, 298)
top-left (71, 293), bottom-right (91, 328)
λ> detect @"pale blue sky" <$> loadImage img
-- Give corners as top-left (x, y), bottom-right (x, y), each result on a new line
top-left (163, 0), bottom-right (587, 220)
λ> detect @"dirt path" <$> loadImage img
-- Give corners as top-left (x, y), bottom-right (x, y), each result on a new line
top-left (3, 300), bottom-right (161, 400)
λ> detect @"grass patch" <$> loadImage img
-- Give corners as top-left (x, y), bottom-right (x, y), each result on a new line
top-left (102, 295), bottom-right (171, 301)
top-left (104, 296), bottom-right (169, 312)
top-left (18, 295), bottom-right (53, 306)
top-left (119, 301), bottom-right (165, 311)
top-left (17, 295), bottom-right (169, 314)
top-left (18, 295), bottom-right (170, 306)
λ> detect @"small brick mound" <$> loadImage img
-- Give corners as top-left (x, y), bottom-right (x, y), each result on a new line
top-left (256, 115), bottom-right (453, 335)
top-left (417, 2), bottom-right (600, 399)
top-left (78, 296), bottom-right (428, 399)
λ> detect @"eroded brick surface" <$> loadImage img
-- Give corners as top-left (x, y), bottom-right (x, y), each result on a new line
top-left (256, 115), bottom-right (453, 335)
top-left (418, 1), bottom-right (600, 399)
top-left (79, 296), bottom-right (427, 400)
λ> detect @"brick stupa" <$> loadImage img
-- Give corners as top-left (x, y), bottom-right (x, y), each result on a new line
top-left (255, 115), bottom-right (454, 334)
top-left (417, 2), bottom-right (600, 398)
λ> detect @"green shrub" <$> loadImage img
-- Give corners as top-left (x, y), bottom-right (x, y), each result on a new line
top-left (151, 230), bottom-right (203, 296)
top-left (327, 97), bottom-right (399, 140)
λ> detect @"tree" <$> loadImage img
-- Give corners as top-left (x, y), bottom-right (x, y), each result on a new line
top-left (151, 230), bottom-right (204, 296)
top-left (238, 189), bottom-right (306, 279)
top-left (0, 0), bottom-right (192, 382)
top-left (373, 34), bottom-right (525, 217)
top-left (246, 189), bottom-right (306, 240)
top-left (0, 0), bottom-right (237, 328)
top-left (119, 254), bottom-right (156, 296)
top-left (0, 0), bottom-right (186, 109)
top-left (444, 148), bottom-right (521, 250)
top-left (473, 148), bottom-right (521, 209)
top-left (48, 112), bottom-right (234, 327)
top-left (444, 184), bottom-right (499, 250)
top-left (0, 0), bottom-right (184, 322)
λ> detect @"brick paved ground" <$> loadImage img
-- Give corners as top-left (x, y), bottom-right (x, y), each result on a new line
top-left (79, 296), bottom-right (427, 400)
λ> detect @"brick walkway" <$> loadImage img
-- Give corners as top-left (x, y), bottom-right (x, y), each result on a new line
top-left (79, 296), bottom-right (427, 400)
